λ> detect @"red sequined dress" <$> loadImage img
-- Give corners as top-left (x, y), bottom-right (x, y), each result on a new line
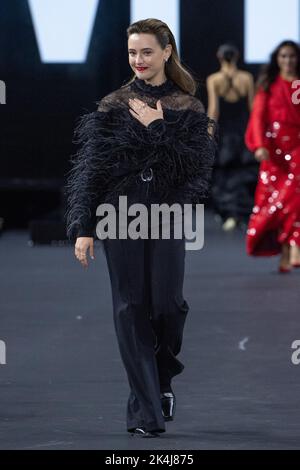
top-left (245, 75), bottom-right (300, 256)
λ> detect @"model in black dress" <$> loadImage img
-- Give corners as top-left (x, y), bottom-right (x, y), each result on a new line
top-left (207, 43), bottom-right (258, 231)
top-left (65, 18), bottom-right (216, 438)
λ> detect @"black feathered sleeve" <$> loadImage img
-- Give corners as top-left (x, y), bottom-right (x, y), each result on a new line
top-left (65, 110), bottom-right (113, 240)
top-left (135, 108), bottom-right (217, 203)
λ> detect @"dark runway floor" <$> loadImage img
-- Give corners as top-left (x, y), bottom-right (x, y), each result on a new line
top-left (1, 211), bottom-right (300, 450)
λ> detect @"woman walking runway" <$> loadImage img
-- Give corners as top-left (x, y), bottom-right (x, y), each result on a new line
top-left (245, 40), bottom-right (300, 272)
top-left (66, 18), bottom-right (216, 437)
top-left (207, 43), bottom-right (257, 231)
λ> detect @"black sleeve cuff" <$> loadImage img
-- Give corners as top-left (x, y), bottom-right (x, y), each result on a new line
top-left (147, 119), bottom-right (166, 132)
top-left (76, 221), bottom-right (95, 238)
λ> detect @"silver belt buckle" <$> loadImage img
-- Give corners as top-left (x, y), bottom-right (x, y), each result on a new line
top-left (140, 167), bottom-right (153, 182)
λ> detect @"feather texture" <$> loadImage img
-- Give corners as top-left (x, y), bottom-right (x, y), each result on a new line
top-left (64, 81), bottom-right (217, 239)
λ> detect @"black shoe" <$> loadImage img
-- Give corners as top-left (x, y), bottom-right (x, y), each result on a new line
top-left (160, 392), bottom-right (176, 421)
top-left (130, 427), bottom-right (160, 438)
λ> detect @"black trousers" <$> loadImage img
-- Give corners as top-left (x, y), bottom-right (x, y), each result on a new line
top-left (102, 213), bottom-right (189, 433)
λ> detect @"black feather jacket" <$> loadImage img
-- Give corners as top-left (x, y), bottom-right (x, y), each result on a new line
top-left (65, 77), bottom-right (217, 239)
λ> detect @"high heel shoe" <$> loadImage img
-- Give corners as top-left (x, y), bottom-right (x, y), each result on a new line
top-left (130, 427), bottom-right (160, 438)
top-left (222, 217), bottom-right (237, 232)
top-left (291, 262), bottom-right (300, 268)
top-left (278, 265), bottom-right (292, 273)
top-left (160, 392), bottom-right (176, 421)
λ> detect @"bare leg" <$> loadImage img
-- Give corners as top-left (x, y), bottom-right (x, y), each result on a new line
top-left (290, 244), bottom-right (300, 266)
top-left (279, 243), bottom-right (292, 272)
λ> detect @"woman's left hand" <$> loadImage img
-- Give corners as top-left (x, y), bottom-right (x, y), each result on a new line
top-left (128, 98), bottom-right (164, 127)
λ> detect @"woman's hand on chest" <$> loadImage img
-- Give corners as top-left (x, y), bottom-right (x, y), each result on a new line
top-left (128, 97), bottom-right (164, 127)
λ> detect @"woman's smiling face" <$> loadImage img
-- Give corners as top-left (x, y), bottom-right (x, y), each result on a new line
top-left (128, 33), bottom-right (171, 81)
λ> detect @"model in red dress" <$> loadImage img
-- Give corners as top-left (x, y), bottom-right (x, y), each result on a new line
top-left (245, 40), bottom-right (300, 272)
